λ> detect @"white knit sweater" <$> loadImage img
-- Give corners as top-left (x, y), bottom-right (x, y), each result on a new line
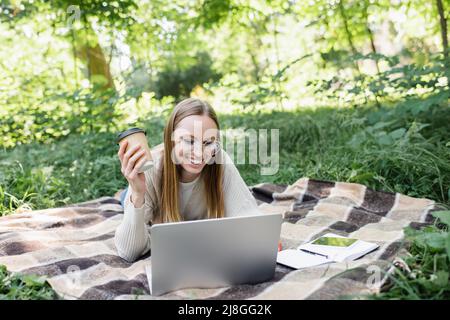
top-left (114, 149), bottom-right (262, 262)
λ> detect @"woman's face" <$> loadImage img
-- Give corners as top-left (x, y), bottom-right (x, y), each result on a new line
top-left (172, 114), bottom-right (219, 176)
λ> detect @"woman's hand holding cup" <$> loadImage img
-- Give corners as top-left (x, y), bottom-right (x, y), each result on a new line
top-left (118, 140), bottom-right (147, 207)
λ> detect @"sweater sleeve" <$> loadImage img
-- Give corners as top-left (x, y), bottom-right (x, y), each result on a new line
top-left (114, 184), bottom-right (153, 262)
top-left (221, 150), bottom-right (262, 217)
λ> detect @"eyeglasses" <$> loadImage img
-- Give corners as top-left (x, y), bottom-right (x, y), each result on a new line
top-left (178, 136), bottom-right (221, 156)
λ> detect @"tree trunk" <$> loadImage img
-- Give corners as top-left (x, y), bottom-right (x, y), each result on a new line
top-left (338, 0), bottom-right (357, 56)
top-left (338, 0), bottom-right (368, 106)
top-left (362, 0), bottom-right (381, 108)
top-left (272, 13), bottom-right (283, 109)
top-left (75, 18), bottom-right (116, 91)
top-left (338, 0), bottom-right (362, 74)
top-left (81, 44), bottom-right (115, 90)
top-left (436, 0), bottom-right (448, 59)
top-left (73, 17), bottom-right (116, 133)
top-left (363, 0), bottom-right (381, 74)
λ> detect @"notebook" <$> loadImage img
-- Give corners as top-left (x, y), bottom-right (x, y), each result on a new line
top-left (276, 233), bottom-right (379, 269)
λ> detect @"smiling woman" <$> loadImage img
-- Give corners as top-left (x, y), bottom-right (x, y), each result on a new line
top-left (114, 98), bottom-right (262, 262)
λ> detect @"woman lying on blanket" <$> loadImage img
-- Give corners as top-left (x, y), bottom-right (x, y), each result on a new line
top-left (115, 97), bottom-right (262, 262)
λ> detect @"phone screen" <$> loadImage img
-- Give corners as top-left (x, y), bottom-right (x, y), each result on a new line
top-left (311, 236), bottom-right (358, 247)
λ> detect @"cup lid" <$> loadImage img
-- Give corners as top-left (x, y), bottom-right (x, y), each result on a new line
top-left (116, 127), bottom-right (147, 144)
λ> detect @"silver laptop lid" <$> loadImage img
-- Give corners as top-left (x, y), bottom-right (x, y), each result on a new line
top-left (149, 213), bottom-right (282, 296)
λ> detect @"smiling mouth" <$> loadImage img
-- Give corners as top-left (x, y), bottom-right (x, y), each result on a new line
top-left (188, 158), bottom-right (203, 165)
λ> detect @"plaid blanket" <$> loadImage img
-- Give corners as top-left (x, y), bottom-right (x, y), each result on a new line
top-left (0, 177), bottom-right (437, 300)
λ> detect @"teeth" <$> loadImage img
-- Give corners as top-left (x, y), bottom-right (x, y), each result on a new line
top-left (190, 159), bottom-right (202, 165)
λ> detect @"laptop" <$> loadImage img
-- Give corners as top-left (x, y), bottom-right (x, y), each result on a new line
top-left (145, 212), bottom-right (282, 296)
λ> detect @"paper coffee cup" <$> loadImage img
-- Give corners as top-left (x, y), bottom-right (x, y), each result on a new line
top-left (117, 127), bottom-right (154, 173)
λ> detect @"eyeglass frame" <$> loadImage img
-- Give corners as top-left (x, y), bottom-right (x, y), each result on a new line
top-left (175, 135), bottom-right (222, 157)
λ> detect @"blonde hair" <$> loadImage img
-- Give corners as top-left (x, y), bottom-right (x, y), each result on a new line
top-left (160, 98), bottom-right (224, 223)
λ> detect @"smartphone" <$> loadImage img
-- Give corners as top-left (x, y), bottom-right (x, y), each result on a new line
top-left (311, 236), bottom-right (358, 247)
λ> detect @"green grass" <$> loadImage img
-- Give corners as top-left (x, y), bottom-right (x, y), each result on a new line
top-left (370, 210), bottom-right (450, 300)
top-left (0, 102), bottom-right (449, 299)
top-left (0, 265), bottom-right (57, 300)
top-left (2, 103), bottom-right (448, 215)
top-left (223, 104), bottom-right (450, 205)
